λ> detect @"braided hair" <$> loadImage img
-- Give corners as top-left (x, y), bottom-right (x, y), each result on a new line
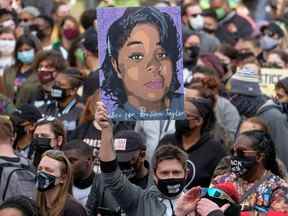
top-left (240, 130), bottom-right (282, 178)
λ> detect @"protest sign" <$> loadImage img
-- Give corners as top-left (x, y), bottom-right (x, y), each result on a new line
top-left (260, 68), bottom-right (288, 97)
top-left (98, 6), bottom-right (184, 121)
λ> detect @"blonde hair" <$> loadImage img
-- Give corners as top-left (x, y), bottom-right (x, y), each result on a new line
top-left (37, 150), bottom-right (72, 216)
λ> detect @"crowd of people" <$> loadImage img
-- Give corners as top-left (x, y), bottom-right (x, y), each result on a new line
top-left (0, 0), bottom-right (288, 215)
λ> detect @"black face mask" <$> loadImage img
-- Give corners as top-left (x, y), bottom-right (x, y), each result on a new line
top-left (175, 120), bottom-right (191, 136)
top-left (36, 171), bottom-right (56, 192)
top-left (51, 85), bottom-right (67, 101)
top-left (230, 155), bottom-right (257, 176)
top-left (31, 137), bottom-right (52, 153)
top-left (183, 46), bottom-right (200, 68)
top-left (118, 161), bottom-right (136, 179)
top-left (203, 27), bottom-right (216, 34)
top-left (156, 178), bottom-right (186, 198)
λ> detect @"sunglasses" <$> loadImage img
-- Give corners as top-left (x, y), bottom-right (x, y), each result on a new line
top-left (190, 13), bottom-right (201, 18)
top-left (201, 187), bottom-right (235, 203)
top-left (230, 149), bottom-right (257, 157)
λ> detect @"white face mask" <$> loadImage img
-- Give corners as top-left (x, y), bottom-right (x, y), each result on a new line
top-left (0, 40), bottom-right (16, 55)
top-left (189, 15), bottom-right (204, 30)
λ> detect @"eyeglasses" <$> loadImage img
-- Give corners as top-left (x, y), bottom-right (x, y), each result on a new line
top-left (230, 149), bottom-right (257, 157)
top-left (201, 187), bottom-right (235, 203)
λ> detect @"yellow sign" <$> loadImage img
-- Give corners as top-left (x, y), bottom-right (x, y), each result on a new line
top-left (260, 68), bottom-right (288, 97)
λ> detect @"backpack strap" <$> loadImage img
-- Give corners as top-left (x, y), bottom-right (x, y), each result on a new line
top-left (240, 172), bottom-right (272, 204)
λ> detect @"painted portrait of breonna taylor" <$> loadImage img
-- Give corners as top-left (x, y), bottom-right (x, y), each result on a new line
top-left (98, 6), bottom-right (185, 121)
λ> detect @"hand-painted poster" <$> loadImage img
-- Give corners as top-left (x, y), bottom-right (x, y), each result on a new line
top-left (98, 7), bottom-right (184, 121)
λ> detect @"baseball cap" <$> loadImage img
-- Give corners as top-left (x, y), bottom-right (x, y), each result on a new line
top-left (10, 104), bottom-right (42, 126)
top-left (261, 22), bottom-right (285, 38)
top-left (114, 130), bottom-right (146, 162)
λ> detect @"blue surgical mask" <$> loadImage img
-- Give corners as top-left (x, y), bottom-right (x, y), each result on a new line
top-left (17, 49), bottom-right (35, 64)
top-left (260, 35), bottom-right (278, 51)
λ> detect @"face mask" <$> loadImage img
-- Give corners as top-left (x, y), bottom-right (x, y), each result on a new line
top-left (118, 161), bottom-right (136, 179)
top-left (175, 120), bottom-right (192, 136)
top-left (0, 40), bottom-right (16, 55)
top-left (36, 171), bottom-right (56, 192)
top-left (38, 70), bottom-right (55, 84)
top-left (30, 25), bottom-right (47, 40)
top-left (215, 8), bottom-right (226, 20)
top-left (51, 85), bottom-right (67, 101)
top-left (189, 15), bottom-right (204, 30)
top-left (31, 137), bottom-right (52, 154)
top-left (230, 155), bottom-right (256, 176)
top-left (203, 27), bottom-right (216, 34)
top-left (17, 49), bottom-right (35, 64)
top-left (183, 46), bottom-right (200, 68)
top-left (156, 178), bottom-right (186, 198)
top-left (260, 35), bottom-right (278, 51)
top-left (63, 28), bottom-right (79, 40)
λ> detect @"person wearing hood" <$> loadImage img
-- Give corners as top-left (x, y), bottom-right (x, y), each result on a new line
top-left (96, 101), bottom-right (189, 216)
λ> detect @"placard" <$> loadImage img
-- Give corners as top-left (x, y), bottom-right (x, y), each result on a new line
top-left (98, 6), bottom-right (184, 121)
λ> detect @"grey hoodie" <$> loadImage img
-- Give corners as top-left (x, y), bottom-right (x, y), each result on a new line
top-left (257, 99), bottom-right (288, 168)
top-left (102, 167), bottom-right (176, 216)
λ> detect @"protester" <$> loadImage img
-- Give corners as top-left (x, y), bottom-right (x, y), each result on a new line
top-left (162, 86), bottom-right (226, 188)
top-left (80, 9), bottom-right (97, 31)
top-left (210, 0), bottom-right (253, 45)
top-left (96, 101), bottom-right (189, 215)
top-left (213, 117), bottom-right (288, 181)
top-left (28, 49), bottom-right (67, 108)
top-left (86, 129), bottom-right (151, 216)
top-left (63, 140), bottom-right (95, 206)
top-left (10, 104), bottom-right (42, 157)
top-left (38, 67), bottom-right (83, 139)
top-left (31, 15), bottom-right (54, 50)
top-left (52, 15), bottom-right (80, 59)
top-left (212, 130), bottom-right (288, 213)
top-left (0, 196), bottom-right (40, 216)
top-left (256, 77), bottom-right (288, 169)
top-left (36, 149), bottom-right (87, 216)
top-left (0, 27), bottom-right (15, 78)
top-left (30, 117), bottom-right (66, 167)
top-left (2, 34), bottom-right (41, 107)
top-left (190, 65), bottom-right (240, 142)
top-left (72, 92), bottom-right (101, 168)
top-left (18, 6), bottom-right (40, 35)
top-left (0, 116), bottom-right (35, 203)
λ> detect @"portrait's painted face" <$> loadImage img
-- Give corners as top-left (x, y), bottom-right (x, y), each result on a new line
top-left (113, 23), bottom-right (173, 111)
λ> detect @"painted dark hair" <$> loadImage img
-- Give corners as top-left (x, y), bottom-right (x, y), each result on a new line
top-left (101, 7), bottom-right (181, 106)
top-left (240, 130), bottom-right (282, 177)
